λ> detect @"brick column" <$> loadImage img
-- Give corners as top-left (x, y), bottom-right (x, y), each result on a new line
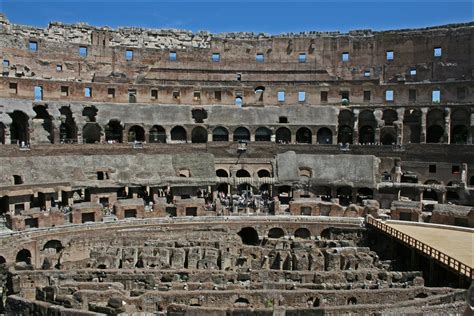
top-left (444, 107), bottom-right (451, 144)
top-left (352, 109), bottom-right (359, 144)
top-left (420, 107), bottom-right (428, 143)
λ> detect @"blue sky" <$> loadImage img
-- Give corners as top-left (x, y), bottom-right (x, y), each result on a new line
top-left (1, 1), bottom-right (472, 34)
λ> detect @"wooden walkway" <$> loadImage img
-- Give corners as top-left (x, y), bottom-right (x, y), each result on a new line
top-left (367, 217), bottom-right (473, 279)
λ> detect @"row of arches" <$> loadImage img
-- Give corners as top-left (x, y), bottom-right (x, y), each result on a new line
top-left (238, 226), bottom-right (339, 245)
top-left (216, 168), bottom-right (272, 178)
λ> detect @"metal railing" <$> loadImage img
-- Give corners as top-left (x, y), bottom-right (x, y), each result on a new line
top-left (366, 216), bottom-right (473, 279)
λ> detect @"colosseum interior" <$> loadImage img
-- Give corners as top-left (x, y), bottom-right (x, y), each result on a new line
top-left (0, 13), bottom-right (473, 315)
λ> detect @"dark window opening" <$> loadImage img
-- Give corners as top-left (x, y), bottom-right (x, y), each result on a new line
top-left (321, 91), bottom-right (328, 102)
top-left (128, 89), bottom-right (137, 103)
top-left (238, 227), bottom-right (259, 246)
top-left (107, 88), bottom-right (115, 98)
top-left (363, 90), bottom-right (371, 101)
top-left (9, 82), bottom-right (18, 94)
top-left (429, 164), bottom-right (436, 173)
top-left (124, 209), bottom-right (137, 218)
top-left (214, 90), bottom-right (221, 101)
top-left (151, 89), bottom-right (158, 100)
top-left (341, 91), bottom-right (349, 101)
top-left (60, 86), bottom-right (69, 97)
top-left (279, 116), bottom-right (288, 123)
top-left (13, 175), bottom-right (23, 185)
top-left (452, 165), bottom-right (460, 174)
top-left (173, 91), bottom-right (180, 100)
top-left (81, 212), bottom-right (95, 223)
top-left (186, 207), bottom-right (197, 216)
top-left (193, 91), bottom-right (201, 101)
top-left (409, 89), bottom-right (417, 101)
top-left (457, 87), bottom-right (466, 100)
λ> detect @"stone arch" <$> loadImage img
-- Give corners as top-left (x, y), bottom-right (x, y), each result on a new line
top-left (170, 126), bottom-right (187, 142)
top-left (299, 167), bottom-right (312, 178)
top-left (358, 110), bottom-right (376, 144)
top-left (43, 240), bottom-right (63, 253)
top-left (426, 109), bottom-right (445, 143)
top-left (105, 120), bottom-right (123, 143)
top-left (234, 297), bottom-right (250, 306)
top-left (320, 228), bottom-right (331, 239)
top-left (450, 108), bottom-right (470, 144)
top-left (294, 228), bottom-right (311, 239)
top-left (59, 106), bottom-right (77, 144)
top-left (16, 249), bottom-right (32, 264)
top-left (82, 123), bottom-right (101, 144)
top-left (216, 169), bottom-right (229, 177)
top-left (380, 127), bottom-right (397, 145)
top-left (255, 127), bottom-right (272, 141)
top-left (257, 169), bottom-right (271, 178)
top-left (275, 127), bottom-right (291, 144)
top-left (338, 110), bottom-right (354, 144)
top-left (238, 227), bottom-right (259, 245)
top-left (9, 110), bottom-right (29, 144)
top-left (382, 109), bottom-right (398, 126)
top-left (149, 125), bottom-right (166, 143)
top-left (317, 127), bottom-right (333, 144)
top-left (33, 105), bottom-right (54, 144)
top-left (347, 297), bottom-right (357, 305)
top-left (233, 127), bottom-right (250, 141)
top-left (337, 187), bottom-right (352, 206)
top-left (127, 125), bottom-right (145, 142)
top-left (268, 227), bottom-right (285, 238)
top-left (0, 256), bottom-right (5, 264)
top-left (296, 127), bottom-right (312, 144)
top-left (236, 169), bottom-right (251, 178)
top-left (191, 126), bottom-right (208, 143)
top-left (403, 109), bottom-right (421, 143)
top-left (212, 126), bottom-right (229, 142)
top-left (82, 106), bottom-right (98, 122)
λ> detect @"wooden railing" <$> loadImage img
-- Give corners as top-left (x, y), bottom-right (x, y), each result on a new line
top-left (366, 216), bottom-right (473, 279)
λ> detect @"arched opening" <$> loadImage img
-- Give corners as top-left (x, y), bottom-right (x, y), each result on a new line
top-left (216, 169), bottom-right (229, 178)
top-left (380, 128), bottom-right (396, 145)
top-left (255, 127), bottom-right (272, 141)
top-left (0, 123), bottom-right (5, 144)
top-left (16, 249), bottom-right (32, 264)
top-left (317, 127), bottom-right (333, 144)
top-left (403, 109), bottom-right (421, 143)
top-left (105, 120), bottom-right (123, 143)
top-left (217, 183), bottom-right (228, 194)
top-left (170, 126), bottom-right (187, 142)
top-left (296, 127), bottom-right (312, 144)
top-left (82, 123), bottom-right (101, 144)
top-left (294, 228), bottom-right (311, 239)
top-left (357, 188), bottom-right (373, 204)
top-left (257, 169), bottom-right (271, 178)
top-left (149, 125), bottom-right (166, 143)
top-left (470, 176), bottom-right (474, 186)
top-left (299, 167), bottom-right (312, 178)
top-left (275, 127), bottom-right (291, 144)
top-left (312, 298), bottom-right (320, 307)
top-left (446, 190), bottom-right (459, 203)
top-left (338, 110), bottom-right (354, 144)
top-left (9, 110), bottom-right (29, 144)
top-left (359, 126), bottom-right (375, 144)
top-left (236, 169), bottom-right (251, 178)
top-left (59, 106), bottom-right (77, 144)
top-left (235, 96), bottom-right (243, 107)
top-left (43, 240), bottom-right (63, 253)
top-left (347, 297), bottom-right (357, 305)
top-left (450, 108), bottom-right (470, 144)
top-left (337, 187), bottom-right (352, 206)
top-left (358, 110), bottom-right (376, 144)
top-left (233, 127), bottom-right (250, 141)
top-left (320, 228), bottom-right (331, 240)
top-left (234, 297), bottom-right (250, 306)
top-left (451, 125), bottom-right (468, 144)
top-left (191, 126), bottom-right (208, 143)
top-left (426, 125), bottom-right (444, 143)
top-left (33, 105), bottom-right (54, 143)
top-left (212, 126), bottom-right (229, 142)
top-left (422, 189), bottom-right (438, 201)
top-left (0, 256), bottom-right (6, 265)
top-left (127, 125), bottom-right (145, 142)
top-left (426, 109), bottom-right (445, 143)
top-left (268, 227), bottom-right (285, 239)
top-left (382, 109), bottom-right (398, 126)
top-left (238, 227), bottom-right (259, 245)
top-left (338, 125), bottom-right (353, 144)
top-left (82, 106), bottom-right (98, 122)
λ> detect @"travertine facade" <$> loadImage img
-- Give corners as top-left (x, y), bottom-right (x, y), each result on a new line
top-left (0, 14), bottom-right (472, 314)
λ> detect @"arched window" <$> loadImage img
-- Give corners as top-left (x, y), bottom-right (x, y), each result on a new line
top-left (216, 169), bottom-right (229, 177)
top-left (127, 125), bottom-right (145, 142)
top-left (212, 126), bottom-right (229, 142)
top-left (255, 127), bottom-right (271, 141)
top-left (238, 227), bottom-right (259, 245)
top-left (317, 127), bottom-right (333, 144)
top-left (268, 227), bottom-right (285, 238)
top-left (149, 125), bottom-right (166, 143)
top-left (275, 127), bottom-right (291, 144)
top-left (16, 249), bottom-right (32, 264)
top-left (82, 123), bottom-right (101, 144)
top-left (294, 228), bottom-right (311, 239)
top-left (296, 127), bottom-right (312, 144)
top-left (257, 169), bottom-right (271, 178)
top-left (233, 127), bottom-right (250, 141)
top-left (170, 126), bottom-right (187, 141)
top-left (236, 169), bottom-right (251, 178)
top-left (105, 120), bottom-right (123, 143)
top-left (191, 126), bottom-right (208, 143)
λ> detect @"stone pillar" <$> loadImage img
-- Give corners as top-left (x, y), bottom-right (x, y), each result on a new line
top-left (122, 126), bottom-right (128, 143)
top-left (76, 123), bottom-right (83, 144)
top-left (352, 109), bottom-right (359, 144)
top-left (374, 109), bottom-right (383, 145)
top-left (207, 131), bottom-right (213, 142)
top-left (444, 108), bottom-right (451, 144)
top-left (52, 120), bottom-right (61, 144)
top-left (351, 188), bottom-right (358, 204)
top-left (394, 159), bottom-right (402, 183)
top-left (4, 125), bottom-right (11, 145)
top-left (469, 113), bottom-right (474, 144)
top-left (396, 108), bottom-right (405, 145)
top-left (420, 107), bottom-right (428, 144)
